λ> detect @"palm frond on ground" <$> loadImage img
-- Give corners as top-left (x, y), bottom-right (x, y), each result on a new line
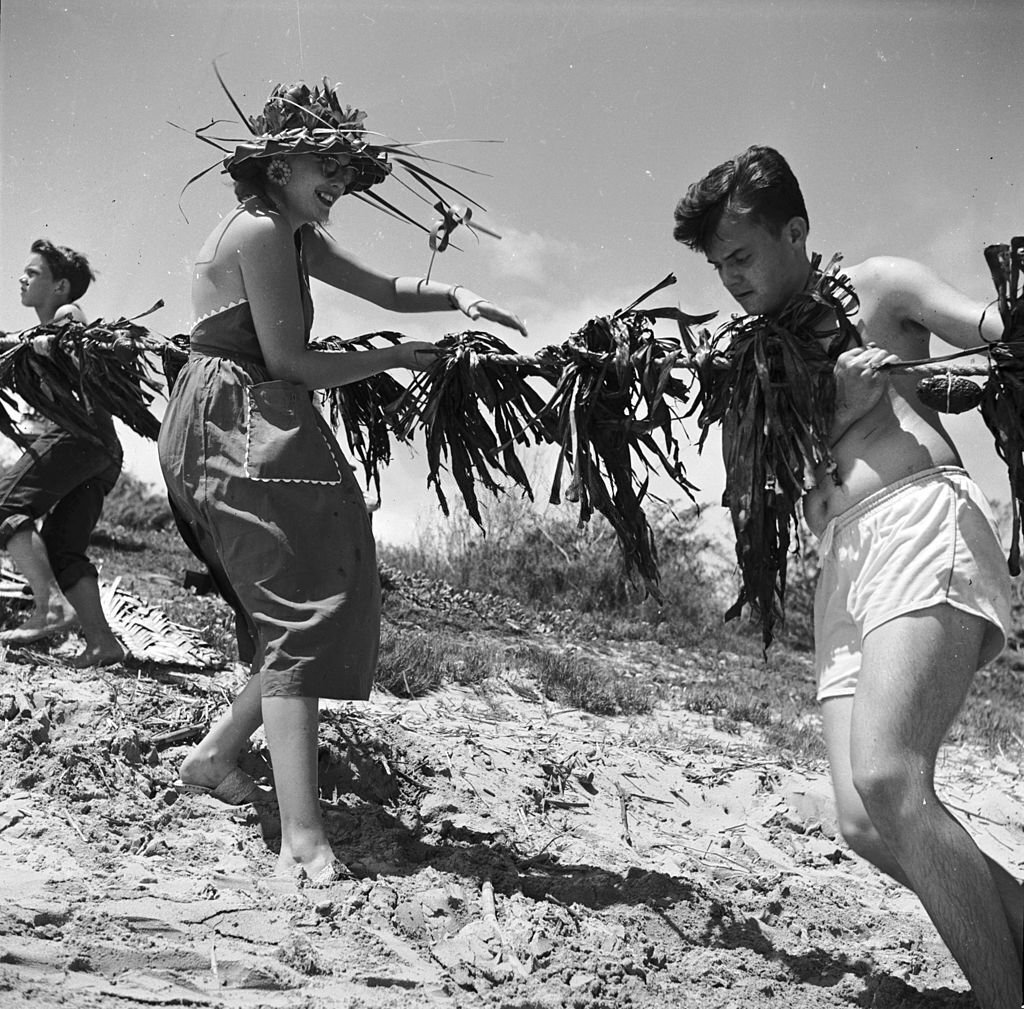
top-left (99, 577), bottom-right (225, 668)
top-left (0, 559), bottom-right (222, 669)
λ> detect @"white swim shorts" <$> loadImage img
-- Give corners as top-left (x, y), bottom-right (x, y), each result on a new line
top-left (814, 466), bottom-right (1011, 702)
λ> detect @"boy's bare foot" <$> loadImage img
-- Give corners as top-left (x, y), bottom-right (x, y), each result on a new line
top-left (0, 603), bottom-right (79, 644)
top-left (71, 638), bottom-right (126, 668)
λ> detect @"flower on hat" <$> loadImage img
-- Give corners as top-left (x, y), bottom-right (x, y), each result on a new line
top-left (265, 157), bottom-right (292, 186)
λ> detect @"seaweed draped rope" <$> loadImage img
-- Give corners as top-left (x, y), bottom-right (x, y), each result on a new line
top-left (531, 277), bottom-right (715, 599)
top-left (310, 332), bottom-right (412, 501)
top-left (319, 275), bottom-right (716, 600)
top-left (882, 236), bottom-right (1024, 573)
top-left (388, 330), bottom-right (552, 526)
top-left (690, 253), bottom-right (861, 650)
top-left (980, 238), bottom-right (1024, 573)
top-left (0, 303), bottom-right (170, 448)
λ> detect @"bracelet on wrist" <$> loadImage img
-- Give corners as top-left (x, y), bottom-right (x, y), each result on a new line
top-left (447, 285), bottom-right (463, 311)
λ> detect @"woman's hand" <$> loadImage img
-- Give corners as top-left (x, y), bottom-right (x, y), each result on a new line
top-left (394, 341), bottom-right (440, 371)
top-left (450, 287), bottom-right (527, 336)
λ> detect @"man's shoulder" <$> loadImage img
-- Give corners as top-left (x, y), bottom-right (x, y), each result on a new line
top-left (845, 255), bottom-right (932, 291)
top-left (845, 256), bottom-right (945, 321)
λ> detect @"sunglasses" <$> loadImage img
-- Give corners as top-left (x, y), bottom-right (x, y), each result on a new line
top-left (318, 155), bottom-right (349, 181)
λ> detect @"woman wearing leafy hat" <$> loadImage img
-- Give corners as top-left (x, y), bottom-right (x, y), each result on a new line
top-left (160, 73), bottom-right (525, 886)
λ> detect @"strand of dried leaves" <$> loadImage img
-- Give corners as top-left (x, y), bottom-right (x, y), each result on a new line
top-left (318, 275), bottom-right (715, 601)
top-left (688, 254), bottom-right (861, 649)
top-left (979, 238), bottom-right (1024, 572)
top-left (0, 304), bottom-right (168, 448)
top-left (11, 242), bottom-right (1021, 651)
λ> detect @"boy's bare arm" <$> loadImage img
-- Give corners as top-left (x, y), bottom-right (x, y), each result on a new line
top-left (853, 256), bottom-right (1001, 349)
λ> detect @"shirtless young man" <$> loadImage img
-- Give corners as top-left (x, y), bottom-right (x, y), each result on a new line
top-left (0, 239), bottom-right (125, 667)
top-left (674, 145), bottom-right (1022, 1008)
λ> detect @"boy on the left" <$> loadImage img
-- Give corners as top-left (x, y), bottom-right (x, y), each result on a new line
top-left (0, 239), bottom-right (124, 667)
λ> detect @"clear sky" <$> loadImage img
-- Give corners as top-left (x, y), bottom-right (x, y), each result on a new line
top-left (1, 0), bottom-right (1022, 546)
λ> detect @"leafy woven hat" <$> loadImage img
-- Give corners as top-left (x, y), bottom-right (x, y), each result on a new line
top-left (216, 78), bottom-right (390, 195)
top-left (182, 64), bottom-right (491, 233)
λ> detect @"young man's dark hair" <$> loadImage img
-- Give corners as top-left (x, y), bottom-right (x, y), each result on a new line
top-left (30, 238), bottom-right (95, 303)
top-left (672, 144), bottom-right (809, 255)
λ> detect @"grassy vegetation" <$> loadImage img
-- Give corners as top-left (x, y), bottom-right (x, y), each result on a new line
top-left (101, 471), bottom-right (178, 531)
top-left (512, 644), bottom-right (656, 717)
top-left (375, 625), bottom-right (494, 697)
top-left (91, 471), bottom-right (1022, 764)
top-left (385, 491), bottom-right (1022, 763)
top-left (385, 492), bottom-right (730, 645)
top-left (379, 491), bottom-right (831, 756)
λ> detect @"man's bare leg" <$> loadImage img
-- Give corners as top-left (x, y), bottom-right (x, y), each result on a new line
top-left (0, 527), bottom-right (77, 642)
top-left (838, 605), bottom-right (1022, 1008)
top-left (64, 575), bottom-right (125, 667)
top-left (823, 697), bottom-right (1023, 959)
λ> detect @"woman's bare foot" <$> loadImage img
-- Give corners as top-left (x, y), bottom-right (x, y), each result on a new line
top-left (0, 601), bottom-right (78, 644)
top-left (178, 751), bottom-right (239, 792)
top-left (274, 848), bottom-right (345, 886)
top-left (273, 822), bottom-right (341, 882)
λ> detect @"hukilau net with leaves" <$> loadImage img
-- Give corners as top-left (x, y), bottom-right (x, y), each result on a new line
top-left (882, 236), bottom-right (1024, 575)
top-left (979, 238), bottom-right (1024, 572)
top-left (0, 304), bottom-right (169, 448)
top-left (692, 254), bottom-right (861, 649)
top-left (538, 276), bottom-right (714, 600)
top-left (389, 329), bottom-right (553, 526)
top-left (315, 332), bottom-right (412, 500)
top-left (314, 277), bottom-right (715, 599)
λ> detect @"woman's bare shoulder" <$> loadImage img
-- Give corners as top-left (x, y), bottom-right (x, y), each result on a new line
top-left (198, 203), bottom-right (291, 262)
top-left (192, 205), bottom-right (292, 315)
